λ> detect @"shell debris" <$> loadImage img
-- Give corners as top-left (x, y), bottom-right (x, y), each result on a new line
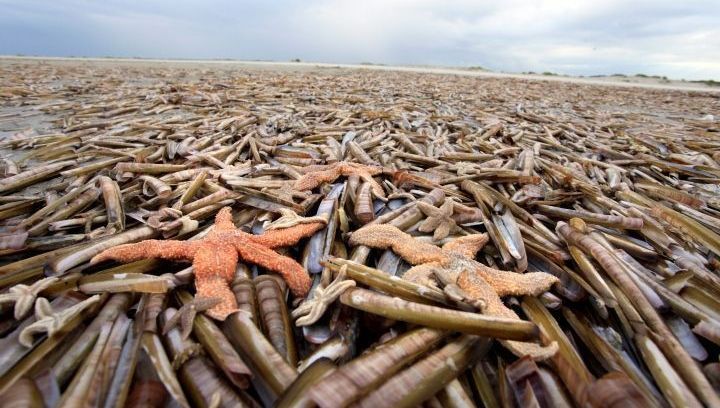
top-left (1, 58), bottom-right (720, 407)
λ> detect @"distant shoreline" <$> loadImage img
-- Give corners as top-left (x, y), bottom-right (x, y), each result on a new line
top-left (1, 55), bottom-right (717, 93)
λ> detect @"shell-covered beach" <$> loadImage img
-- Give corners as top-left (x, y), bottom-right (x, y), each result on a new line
top-left (1, 58), bottom-right (720, 407)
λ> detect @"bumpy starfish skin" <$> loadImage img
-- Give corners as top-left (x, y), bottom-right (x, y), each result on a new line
top-left (0, 276), bottom-right (58, 320)
top-left (19, 295), bottom-right (100, 347)
top-left (294, 161), bottom-right (385, 197)
top-left (163, 297), bottom-right (221, 339)
top-left (349, 224), bottom-right (559, 360)
top-left (265, 208), bottom-right (328, 230)
top-left (392, 170), bottom-right (441, 190)
top-left (292, 265), bottom-right (356, 326)
top-left (442, 234), bottom-right (490, 258)
top-left (92, 207), bottom-right (326, 320)
top-left (275, 181), bottom-right (303, 204)
top-left (417, 200), bottom-right (459, 240)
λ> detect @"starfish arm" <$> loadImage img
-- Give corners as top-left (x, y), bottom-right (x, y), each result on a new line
top-left (32, 277), bottom-right (59, 293)
top-left (294, 167), bottom-right (342, 191)
top-left (0, 292), bottom-right (20, 305)
top-left (442, 234), bottom-right (489, 259)
top-left (416, 201), bottom-right (441, 218)
top-left (179, 310), bottom-right (195, 338)
top-left (265, 210), bottom-right (327, 231)
top-left (249, 221), bottom-right (326, 249)
top-left (91, 240), bottom-right (198, 264)
top-left (349, 224), bottom-right (445, 265)
top-left (298, 163), bottom-right (337, 174)
top-left (418, 217), bottom-right (442, 233)
top-left (195, 275), bottom-right (238, 320)
top-left (293, 264), bottom-right (354, 326)
top-left (163, 298), bottom-right (222, 338)
top-left (293, 303), bottom-right (323, 326)
top-left (193, 245), bottom-right (239, 320)
top-left (473, 264), bottom-right (558, 297)
top-left (457, 270), bottom-right (515, 318)
top-left (417, 201), bottom-right (457, 240)
top-left (347, 162), bottom-right (383, 176)
top-left (457, 270), bottom-right (558, 360)
top-left (212, 207), bottom-right (237, 232)
top-left (275, 183), bottom-right (296, 203)
top-left (162, 306), bottom-right (195, 338)
top-left (402, 262), bottom-right (445, 288)
top-left (7, 278), bottom-right (60, 319)
top-left (295, 162), bottom-right (385, 196)
top-left (233, 240), bottom-right (312, 297)
top-left (433, 222), bottom-right (452, 241)
top-left (19, 296), bottom-right (100, 348)
top-left (13, 293), bottom-right (37, 320)
top-left (0, 288), bottom-right (38, 320)
top-left (19, 320), bottom-right (48, 347)
top-left (34, 297), bottom-right (54, 318)
top-left (265, 208), bottom-right (301, 230)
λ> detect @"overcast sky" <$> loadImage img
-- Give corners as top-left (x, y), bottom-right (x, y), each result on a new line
top-left (1, 0), bottom-right (718, 79)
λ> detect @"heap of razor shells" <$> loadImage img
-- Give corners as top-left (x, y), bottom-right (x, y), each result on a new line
top-left (0, 60), bottom-right (719, 407)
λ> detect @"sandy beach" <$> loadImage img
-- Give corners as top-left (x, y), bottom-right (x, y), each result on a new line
top-left (1, 53), bottom-right (720, 408)
top-left (2, 56), bottom-right (718, 93)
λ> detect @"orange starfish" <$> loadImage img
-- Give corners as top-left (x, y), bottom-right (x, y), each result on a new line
top-left (349, 224), bottom-right (559, 360)
top-left (91, 207), bottom-right (326, 320)
top-left (294, 161), bottom-right (385, 198)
